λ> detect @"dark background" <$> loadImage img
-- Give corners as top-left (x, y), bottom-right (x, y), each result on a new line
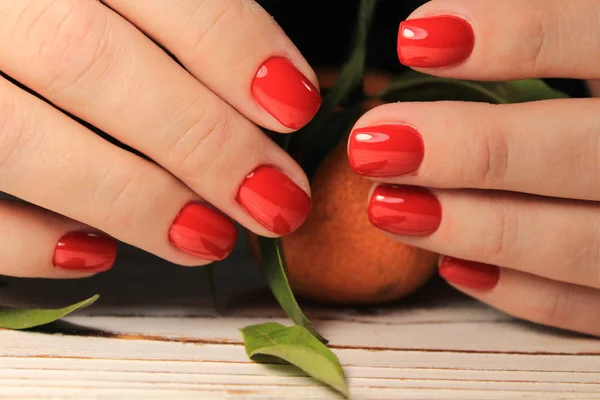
top-left (262, 0), bottom-right (589, 97)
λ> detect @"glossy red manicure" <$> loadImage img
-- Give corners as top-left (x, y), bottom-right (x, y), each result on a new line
top-left (53, 232), bottom-right (117, 272)
top-left (169, 203), bottom-right (237, 261)
top-left (368, 185), bottom-right (441, 236)
top-left (349, 124), bottom-right (424, 177)
top-left (251, 57), bottom-right (321, 129)
top-left (439, 257), bottom-right (500, 291)
top-left (237, 166), bottom-right (312, 235)
top-left (398, 16), bottom-right (474, 68)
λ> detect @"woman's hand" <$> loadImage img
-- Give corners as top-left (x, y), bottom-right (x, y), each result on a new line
top-left (348, 0), bottom-right (600, 336)
top-left (0, 0), bottom-right (320, 278)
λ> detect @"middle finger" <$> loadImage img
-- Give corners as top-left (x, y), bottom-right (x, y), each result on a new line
top-left (348, 99), bottom-right (600, 201)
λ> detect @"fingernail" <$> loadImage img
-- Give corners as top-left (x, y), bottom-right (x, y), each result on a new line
top-left (251, 57), bottom-right (321, 129)
top-left (398, 16), bottom-right (474, 68)
top-left (348, 124), bottom-right (424, 177)
top-left (53, 232), bottom-right (117, 272)
top-left (237, 166), bottom-right (312, 235)
top-left (169, 202), bottom-right (237, 261)
top-left (439, 256), bottom-right (500, 291)
top-left (368, 185), bottom-right (441, 236)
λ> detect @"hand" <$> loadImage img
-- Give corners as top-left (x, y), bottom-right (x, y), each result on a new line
top-left (347, 0), bottom-right (600, 336)
top-left (0, 0), bottom-right (319, 278)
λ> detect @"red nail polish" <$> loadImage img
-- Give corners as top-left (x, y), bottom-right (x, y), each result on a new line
top-left (368, 185), bottom-right (441, 236)
top-left (169, 203), bottom-right (237, 261)
top-left (398, 16), bottom-right (474, 68)
top-left (439, 257), bottom-right (500, 291)
top-left (53, 232), bottom-right (117, 272)
top-left (349, 124), bottom-right (424, 177)
top-left (251, 57), bottom-right (321, 129)
top-left (237, 166), bottom-right (312, 235)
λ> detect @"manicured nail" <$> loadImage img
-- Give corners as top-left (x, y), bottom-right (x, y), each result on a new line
top-left (368, 185), bottom-right (441, 236)
top-left (349, 124), bottom-right (424, 177)
top-left (439, 257), bottom-right (500, 291)
top-left (53, 232), bottom-right (117, 272)
top-left (169, 202), bottom-right (237, 261)
top-left (237, 166), bottom-right (312, 235)
top-left (398, 16), bottom-right (474, 68)
top-left (251, 57), bottom-right (321, 129)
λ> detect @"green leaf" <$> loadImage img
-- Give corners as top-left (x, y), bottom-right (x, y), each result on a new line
top-left (507, 79), bottom-right (569, 102)
top-left (241, 322), bottom-right (349, 398)
top-left (258, 236), bottom-right (327, 343)
top-left (290, 0), bottom-right (377, 179)
top-left (0, 295), bottom-right (99, 330)
top-left (378, 70), bottom-right (568, 104)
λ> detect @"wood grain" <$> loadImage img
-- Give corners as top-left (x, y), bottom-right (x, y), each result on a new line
top-left (1, 238), bottom-right (599, 399)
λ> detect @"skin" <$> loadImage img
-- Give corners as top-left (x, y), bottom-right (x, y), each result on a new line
top-left (0, 0), bottom-right (315, 277)
top-left (356, 0), bottom-right (600, 336)
top-left (1, 0), bottom-right (599, 336)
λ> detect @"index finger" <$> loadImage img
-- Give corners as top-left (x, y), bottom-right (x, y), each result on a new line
top-left (104, 0), bottom-right (321, 132)
top-left (398, 0), bottom-right (600, 80)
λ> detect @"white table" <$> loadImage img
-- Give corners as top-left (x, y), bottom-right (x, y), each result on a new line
top-left (1, 236), bottom-right (599, 399)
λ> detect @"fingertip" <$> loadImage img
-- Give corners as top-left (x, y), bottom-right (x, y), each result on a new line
top-left (251, 57), bottom-right (322, 131)
top-left (438, 256), bottom-right (500, 292)
top-left (53, 231), bottom-right (118, 274)
top-left (397, 15), bottom-right (475, 69)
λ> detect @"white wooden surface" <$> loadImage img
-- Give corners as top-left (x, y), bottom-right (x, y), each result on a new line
top-left (1, 234), bottom-right (600, 399)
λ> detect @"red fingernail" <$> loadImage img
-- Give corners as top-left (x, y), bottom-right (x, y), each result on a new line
top-left (368, 185), bottom-right (441, 236)
top-left (398, 16), bottom-right (474, 68)
top-left (439, 257), bottom-right (500, 291)
top-left (237, 166), bottom-right (312, 235)
top-left (169, 202), bottom-right (237, 261)
top-left (349, 124), bottom-right (424, 177)
top-left (251, 57), bottom-right (321, 129)
top-left (53, 232), bottom-right (117, 272)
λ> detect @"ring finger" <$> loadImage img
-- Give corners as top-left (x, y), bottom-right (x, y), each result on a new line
top-left (347, 99), bottom-right (600, 201)
top-left (365, 185), bottom-right (600, 290)
top-left (439, 259), bottom-right (600, 337)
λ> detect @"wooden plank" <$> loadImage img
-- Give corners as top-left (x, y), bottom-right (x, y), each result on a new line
top-left (3, 385), bottom-right (597, 400)
top-left (56, 315), bottom-right (600, 354)
top-left (5, 357), bottom-right (600, 383)
top-left (0, 365), bottom-right (600, 393)
top-left (2, 239), bottom-right (600, 398)
top-left (2, 333), bottom-right (600, 373)
top-left (2, 375), bottom-right (600, 393)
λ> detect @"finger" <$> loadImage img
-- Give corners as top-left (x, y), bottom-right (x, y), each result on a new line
top-left (0, 200), bottom-right (116, 278)
top-left (348, 100), bottom-right (600, 201)
top-left (366, 186), bottom-right (600, 289)
top-left (104, 0), bottom-right (321, 131)
top-left (397, 0), bottom-right (600, 79)
top-left (589, 80), bottom-right (600, 97)
top-left (0, 0), bottom-right (311, 236)
top-left (439, 257), bottom-right (600, 337)
top-left (0, 75), bottom-right (236, 266)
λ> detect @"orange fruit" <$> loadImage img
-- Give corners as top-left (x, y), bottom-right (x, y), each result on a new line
top-left (249, 69), bottom-right (438, 305)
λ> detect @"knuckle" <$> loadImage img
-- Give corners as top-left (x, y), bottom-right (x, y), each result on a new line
top-left (483, 203), bottom-right (521, 263)
top-left (23, 0), bottom-right (111, 91)
top-left (95, 167), bottom-right (143, 230)
top-left (519, 10), bottom-right (549, 74)
top-left (0, 87), bottom-right (29, 176)
top-left (167, 104), bottom-right (234, 176)
top-left (536, 286), bottom-right (572, 327)
top-left (186, 0), bottom-right (245, 60)
top-left (588, 221), bottom-right (600, 288)
top-left (473, 120), bottom-right (510, 187)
